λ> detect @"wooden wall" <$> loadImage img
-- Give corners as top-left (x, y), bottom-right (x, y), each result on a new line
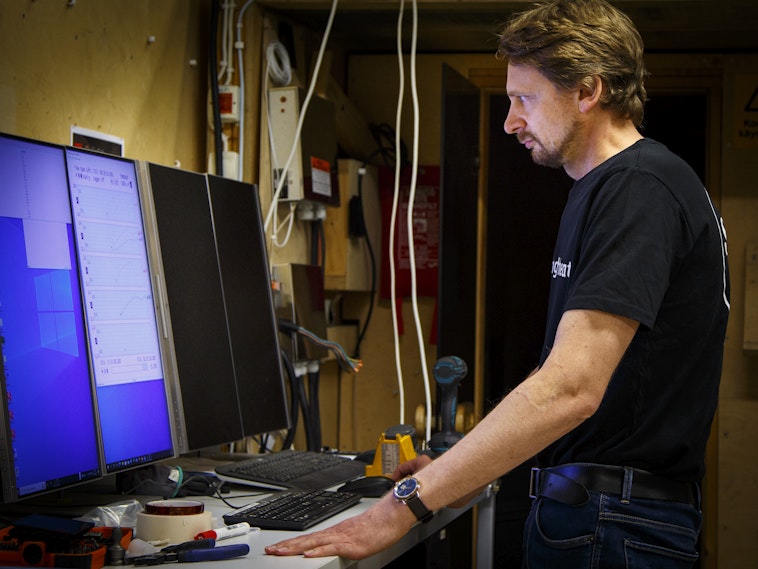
top-left (0, 0), bottom-right (211, 170)
top-left (713, 54), bottom-right (758, 569)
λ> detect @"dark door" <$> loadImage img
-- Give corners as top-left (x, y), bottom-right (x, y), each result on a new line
top-left (438, 64), bottom-right (481, 404)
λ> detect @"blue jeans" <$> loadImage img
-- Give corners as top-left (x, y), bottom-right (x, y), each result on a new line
top-left (522, 491), bottom-right (702, 568)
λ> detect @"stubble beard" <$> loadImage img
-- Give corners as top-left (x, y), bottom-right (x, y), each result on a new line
top-left (526, 118), bottom-right (582, 170)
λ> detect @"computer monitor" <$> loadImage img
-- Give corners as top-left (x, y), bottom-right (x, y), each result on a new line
top-left (139, 163), bottom-right (246, 452)
top-left (0, 133), bottom-right (102, 502)
top-left (205, 174), bottom-right (290, 437)
top-left (139, 164), bottom-right (291, 453)
top-left (64, 147), bottom-right (176, 474)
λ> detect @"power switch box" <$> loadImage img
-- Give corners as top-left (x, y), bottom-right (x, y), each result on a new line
top-left (267, 86), bottom-right (339, 206)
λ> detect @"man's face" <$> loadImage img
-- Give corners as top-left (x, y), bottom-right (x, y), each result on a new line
top-left (504, 63), bottom-right (582, 170)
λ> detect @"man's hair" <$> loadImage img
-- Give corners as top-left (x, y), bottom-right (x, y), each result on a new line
top-left (497, 0), bottom-right (648, 126)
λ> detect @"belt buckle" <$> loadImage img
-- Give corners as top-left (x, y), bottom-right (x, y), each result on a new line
top-left (529, 467), bottom-right (540, 499)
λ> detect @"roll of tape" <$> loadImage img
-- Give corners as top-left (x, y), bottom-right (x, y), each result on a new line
top-left (137, 505), bottom-right (212, 545)
top-left (144, 500), bottom-right (205, 516)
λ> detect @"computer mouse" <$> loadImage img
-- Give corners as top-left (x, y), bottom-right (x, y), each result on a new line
top-left (338, 476), bottom-right (395, 498)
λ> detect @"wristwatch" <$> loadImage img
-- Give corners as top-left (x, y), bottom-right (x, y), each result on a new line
top-left (393, 476), bottom-right (433, 523)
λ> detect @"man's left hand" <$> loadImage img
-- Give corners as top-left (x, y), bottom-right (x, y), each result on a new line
top-left (264, 495), bottom-right (415, 560)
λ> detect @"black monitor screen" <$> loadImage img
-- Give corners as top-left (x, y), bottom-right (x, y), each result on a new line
top-left (143, 163), bottom-right (243, 451)
top-left (206, 174), bottom-right (290, 437)
top-left (0, 133), bottom-right (102, 501)
top-left (64, 147), bottom-right (175, 474)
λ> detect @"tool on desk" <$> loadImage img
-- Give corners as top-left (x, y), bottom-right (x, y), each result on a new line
top-left (126, 537), bottom-right (213, 563)
top-left (107, 527), bottom-right (127, 566)
top-left (365, 424), bottom-right (417, 477)
top-left (129, 539), bottom-right (249, 565)
top-left (0, 515), bottom-right (132, 569)
top-left (428, 356), bottom-right (468, 453)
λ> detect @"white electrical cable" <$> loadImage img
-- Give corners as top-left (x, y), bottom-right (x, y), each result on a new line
top-left (271, 202), bottom-right (297, 248)
top-left (389, 0), bottom-right (432, 444)
top-left (218, 0), bottom-right (233, 83)
top-left (217, 2), bottom-right (227, 81)
top-left (233, 5), bottom-right (292, 184)
top-left (209, 1), bottom-right (237, 177)
top-left (389, 0), bottom-right (406, 426)
top-left (226, 1), bottom-right (236, 85)
top-left (234, 0), bottom-right (256, 181)
top-left (404, 0), bottom-right (433, 446)
top-left (262, 0), bottom-right (340, 234)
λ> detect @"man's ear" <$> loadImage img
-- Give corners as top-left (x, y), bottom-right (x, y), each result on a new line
top-left (578, 75), bottom-right (603, 113)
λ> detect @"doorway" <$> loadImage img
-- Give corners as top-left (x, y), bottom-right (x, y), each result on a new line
top-left (441, 66), bottom-right (722, 568)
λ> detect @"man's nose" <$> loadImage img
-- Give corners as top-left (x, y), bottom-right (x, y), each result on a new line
top-left (504, 107), bottom-right (523, 134)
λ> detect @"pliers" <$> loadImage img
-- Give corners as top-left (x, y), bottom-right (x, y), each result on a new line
top-left (129, 538), bottom-right (250, 565)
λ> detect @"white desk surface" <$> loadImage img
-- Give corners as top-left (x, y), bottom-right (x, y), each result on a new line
top-left (125, 483), bottom-right (496, 569)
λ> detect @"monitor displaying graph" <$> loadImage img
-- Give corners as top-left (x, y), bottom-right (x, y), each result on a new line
top-left (65, 146), bottom-right (175, 474)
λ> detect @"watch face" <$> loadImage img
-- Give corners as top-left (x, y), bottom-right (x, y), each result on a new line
top-left (394, 477), bottom-right (419, 500)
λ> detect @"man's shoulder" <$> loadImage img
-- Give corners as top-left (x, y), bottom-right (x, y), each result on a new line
top-left (585, 138), bottom-right (702, 201)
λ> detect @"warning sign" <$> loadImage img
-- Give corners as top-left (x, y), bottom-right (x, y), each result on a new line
top-left (734, 74), bottom-right (758, 149)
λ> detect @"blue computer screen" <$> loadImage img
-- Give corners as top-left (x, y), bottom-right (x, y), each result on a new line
top-left (0, 133), bottom-right (102, 500)
top-left (64, 147), bottom-right (175, 473)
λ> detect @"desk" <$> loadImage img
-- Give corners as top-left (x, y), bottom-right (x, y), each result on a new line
top-left (142, 484), bottom-right (497, 569)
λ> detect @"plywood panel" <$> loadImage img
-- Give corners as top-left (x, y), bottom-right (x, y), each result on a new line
top-left (0, 1), bottom-right (210, 170)
top-left (744, 242), bottom-right (758, 350)
top-left (339, 294), bottom-right (438, 452)
top-left (324, 160), bottom-right (381, 291)
top-left (718, 399), bottom-right (758, 569)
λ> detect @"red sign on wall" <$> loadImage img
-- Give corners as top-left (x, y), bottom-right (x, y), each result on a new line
top-left (378, 165), bottom-right (440, 339)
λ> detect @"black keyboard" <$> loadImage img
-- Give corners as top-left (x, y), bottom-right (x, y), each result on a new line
top-left (223, 488), bottom-right (362, 531)
top-left (214, 450), bottom-right (365, 490)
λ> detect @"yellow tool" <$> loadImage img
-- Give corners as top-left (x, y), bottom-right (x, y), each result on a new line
top-left (365, 425), bottom-right (417, 477)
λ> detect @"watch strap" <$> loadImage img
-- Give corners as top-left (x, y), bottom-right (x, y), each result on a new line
top-left (406, 494), bottom-right (434, 523)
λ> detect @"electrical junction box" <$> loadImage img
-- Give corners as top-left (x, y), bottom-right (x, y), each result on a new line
top-left (207, 85), bottom-right (240, 123)
top-left (218, 85), bottom-right (240, 122)
top-left (267, 86), bottom-right (339, 206)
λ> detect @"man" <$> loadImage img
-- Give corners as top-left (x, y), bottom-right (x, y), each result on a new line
top-left (265, 0), bottom-right (730, 565)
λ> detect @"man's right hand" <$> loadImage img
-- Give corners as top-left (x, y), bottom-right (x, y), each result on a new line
top-left (391, 453), bottom-right (433, 481)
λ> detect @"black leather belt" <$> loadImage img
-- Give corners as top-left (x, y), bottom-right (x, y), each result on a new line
top-left (529, 463), bottom-right (699, 507)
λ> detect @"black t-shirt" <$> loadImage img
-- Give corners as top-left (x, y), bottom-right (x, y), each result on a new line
top-left (537, 138), bottom-right (730, 482)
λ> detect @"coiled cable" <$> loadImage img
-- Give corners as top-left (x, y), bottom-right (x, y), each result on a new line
top-left (266, 41), bottom-right (292, 87)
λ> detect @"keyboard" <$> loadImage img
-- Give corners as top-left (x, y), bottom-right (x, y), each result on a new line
top-left (214, 450), bottom-right (366, 490)
top-left (223, 488), bottom-right (362, 531)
